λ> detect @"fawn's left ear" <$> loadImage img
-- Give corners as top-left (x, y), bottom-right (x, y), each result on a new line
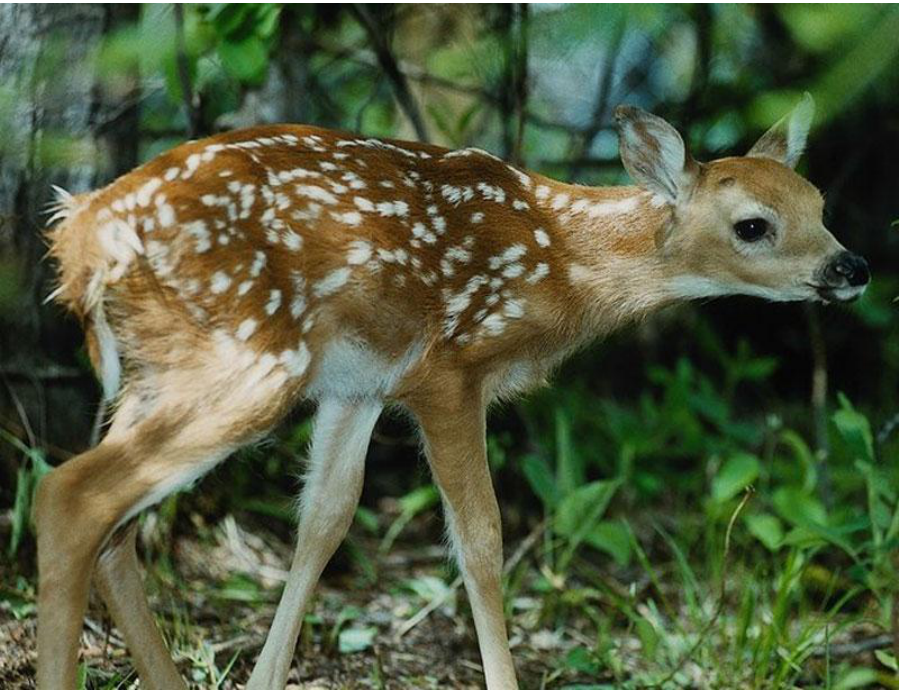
top-left (747, 93), bottom-right (815, 169)
top-left (615, 105), bottom-right (699, 205)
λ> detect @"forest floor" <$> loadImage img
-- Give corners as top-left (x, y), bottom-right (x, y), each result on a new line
top-left (0, 515), bottom-right (595, 689)
top-left (0, 505), bottom-right (896, 689)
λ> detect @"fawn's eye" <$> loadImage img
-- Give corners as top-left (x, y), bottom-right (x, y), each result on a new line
top-left (734, 218), bottom-right (769, 242)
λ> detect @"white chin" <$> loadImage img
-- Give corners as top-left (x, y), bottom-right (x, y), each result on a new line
top-left (817, 284), bottom-right (867, 304)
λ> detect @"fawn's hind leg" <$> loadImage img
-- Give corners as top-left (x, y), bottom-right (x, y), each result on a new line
top-left (247, 397), bottom-right (383, 690)
top-left (34, 361), bottom-right (294, 689)
top-left (34, 421), bottom-right (224, 688)
top-left (94, 520), bottom-right (186, 690)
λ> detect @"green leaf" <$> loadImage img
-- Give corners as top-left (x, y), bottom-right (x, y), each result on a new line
top-left (522, 453), bottom-right (560, 508)
top-left (874, 650), bottom-right (898, 671)
top-left (712, 453), bottom-right (760, 502)
top-left (338, 625), bottom-right (377, 654)
top-left (555, 481), bottom-right (619, 538)
top-left (216, 573), bottom-right (266, 602)
top-left (563, 647), bottom-right (601, 674)
top-left (779, 430), bottom-right (817, 492)
top-left (832, 667), bottom-right (878, 689)
top-left (744, 513), bottom-right (785, 552)
top-left (555, 480), bottom-right (621, 570)
top-left (218, 35), bottom-right (269, 84)
top-left (636, 617), bottom-right (659, 657)
top-left (833, 395), bottom-right (875, 462)
top-left (353, 506), bottom-right (379, 534)
top-left (379, 485), bottom-right (439, 554)
top-left (773, 487), bottom-right (827, 527)
top-left (555, 409), bottom-right (584, 496)
top-left (585, 519), bottom-right (632, 566)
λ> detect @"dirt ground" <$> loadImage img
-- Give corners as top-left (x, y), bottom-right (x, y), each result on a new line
top-left (0, 519), bottom-right (572, 690)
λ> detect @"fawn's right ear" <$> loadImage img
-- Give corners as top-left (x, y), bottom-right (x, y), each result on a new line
top-left (746, 93), bottom-right (815, 169)
top-left (615, 105), bottom-right (699, 204)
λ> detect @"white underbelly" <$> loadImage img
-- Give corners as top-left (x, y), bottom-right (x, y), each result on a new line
top-left (304, 337), bottom-right (425, 400)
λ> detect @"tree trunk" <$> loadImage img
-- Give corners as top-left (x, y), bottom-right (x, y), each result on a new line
top-left (0, 4), bottom-right (138, 467)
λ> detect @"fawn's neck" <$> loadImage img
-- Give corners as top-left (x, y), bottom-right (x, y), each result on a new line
top-left (541, 181), bottom-right (680, 339)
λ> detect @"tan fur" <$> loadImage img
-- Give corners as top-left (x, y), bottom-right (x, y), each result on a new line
top-left (37, 111), bottom-right (860, 690)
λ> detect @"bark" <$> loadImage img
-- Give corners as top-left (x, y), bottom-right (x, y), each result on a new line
top-left (0, 4), bottom-right (138, 458)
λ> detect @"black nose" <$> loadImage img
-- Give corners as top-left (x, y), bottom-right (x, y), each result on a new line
top-left (828, 251), bottom-right (870, 287)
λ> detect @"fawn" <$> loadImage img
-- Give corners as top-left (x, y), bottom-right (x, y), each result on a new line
top-left (37, 95), bottom-right (868, 689)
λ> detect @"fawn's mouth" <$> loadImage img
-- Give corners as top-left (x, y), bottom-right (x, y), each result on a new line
top-left (809, 283), bottom-right (867, 304)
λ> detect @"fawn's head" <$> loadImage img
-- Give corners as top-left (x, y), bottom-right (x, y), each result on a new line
top-left (614, 96), bottom-right (869, 304)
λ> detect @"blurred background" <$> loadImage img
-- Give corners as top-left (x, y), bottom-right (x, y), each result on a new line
top-left (0, 4), bottom-right (898, 689)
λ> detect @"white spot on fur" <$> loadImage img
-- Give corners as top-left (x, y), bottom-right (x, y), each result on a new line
top-left (354, 197), bottom-right (375, 212)
top-left (184, 220), bottom-right (211, 253)
top-left (280, 341), bottom-right (311, 377)
top-left (136, 178), bottom-right (162, 207)
top-left (526, 262), bottom-right (550, 284)
top-left (376, 200), bottom-right (409, 217)
top-left (488, 244), bottom-right (527, 270)
top-left (283, 229), bottom-right (304, 252)
top-left (157, 203), bottom-right (176, 228)
top-left (313, 267), bottom-right (351, 297)
top-left (265, 289), bottom-right (282, 315)
top-left (295, 185), bottom-right (338, 204)
top-left (182, 153), bottom-right (202, 179)
top-left (550, 193), bottom-right (570, 210)
top-left (586, 197), bottom-right (640, 218)
top-left (502, 263), bottom-right (525, 279)
top-left (533, 228), bottom-right (550, 247)
top-left (210, 271), bottom-right (232, 294)
top-left (250, 251), bottom-right (267, 277)
top-left (236, 318), bottom-right (257, 341)
top-left (347, 240), bottom-right (373, 265)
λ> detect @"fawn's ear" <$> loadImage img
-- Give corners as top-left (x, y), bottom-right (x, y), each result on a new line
top-left (747, 93), bottom-right (815, 168)
top-left (614, 105), bottom-right (699, 204)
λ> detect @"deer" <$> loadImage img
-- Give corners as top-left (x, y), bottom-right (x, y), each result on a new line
top-left (36, 94), bottom-right (868, 690)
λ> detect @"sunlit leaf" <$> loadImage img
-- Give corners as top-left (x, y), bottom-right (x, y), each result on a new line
top-left (712, 453), bottom-right (760, 502)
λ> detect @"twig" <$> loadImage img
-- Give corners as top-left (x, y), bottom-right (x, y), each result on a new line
top-left (809, 633), bottom-right (894, 659)
top-left (350, 4), bottom-right (430, 143)
top-left (876, 413), bottom-right (898, 445)
top-left (394, 518), bottom-right (547, 640)
top-left (1, 373), bottom-right (36, 449)
top-left (805, 303), bottom-right (833, 508)
top-left (0, 364), bottom-right (85, 380)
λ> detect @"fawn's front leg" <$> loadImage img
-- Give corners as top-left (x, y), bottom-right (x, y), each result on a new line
top-left (412, 391), bottom-right (519, 690)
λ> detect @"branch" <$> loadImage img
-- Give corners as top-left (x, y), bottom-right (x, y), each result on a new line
top-left (313, 40), bottom-right (616, 139)
top-left (568, 38), bottom-right (620, 179)
top-left (173, 4), bottom-right (201, 138)
top-left (350, 4), bottom-right (430, 143)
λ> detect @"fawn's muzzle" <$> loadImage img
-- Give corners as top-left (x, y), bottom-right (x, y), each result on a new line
top-left (827, 251), bottom-right (870, 287)
top-left (816, 251), bottom-right (870, 302)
